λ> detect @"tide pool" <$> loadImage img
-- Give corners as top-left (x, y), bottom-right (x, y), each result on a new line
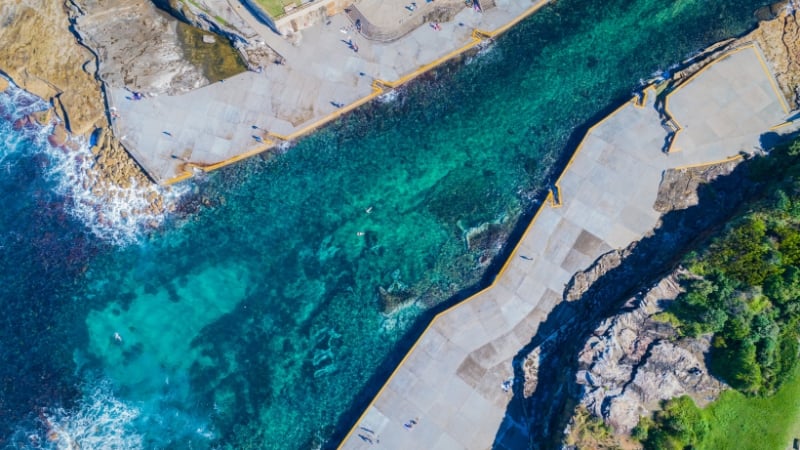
top-left (0, 0), bottom-right (773, 448)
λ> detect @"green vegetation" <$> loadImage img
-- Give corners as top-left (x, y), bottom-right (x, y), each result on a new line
top-left (703, 366), bottom-right (800, 450)
top-left (633, 396), bottom-right (708, 449)
top-left (635, 138), bottom-right (800, 448)
top-left (566, 406), bottom-right (624, 449)
top-left (635, 367), bottom-right (800, 449)
top-left (255, 0), bottom-right (302, 18)
top-left (176, 22), bottom-right (247, 83)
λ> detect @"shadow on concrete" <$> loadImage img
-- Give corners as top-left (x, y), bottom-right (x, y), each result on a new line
top-left (238, 0), bottom-right (281, 35)
top-left (490, 130), bottom-right (800, 449)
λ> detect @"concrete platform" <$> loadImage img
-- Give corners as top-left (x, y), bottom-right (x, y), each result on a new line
top-left (339, 44), bottom-right (790, 449)
top-left (110, 0), bottom-right (551, 183)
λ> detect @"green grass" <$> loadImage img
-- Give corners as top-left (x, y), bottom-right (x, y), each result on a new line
top-left (701, 366), bottom-right (800, 450)
top-left (255, 0), bottom-right (302, 18)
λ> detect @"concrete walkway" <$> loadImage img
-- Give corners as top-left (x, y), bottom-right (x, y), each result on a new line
top-left (340, 45), bottom-right (789, 450)
top-left (109, 0), bottom-right (550, 183)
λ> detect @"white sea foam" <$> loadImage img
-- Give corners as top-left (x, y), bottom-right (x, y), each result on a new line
top-left (7, 374), bottom-right (218, 449)
top-left (377, 89), bottom-right (399, 104)
top-left (40, 381), bottom-right (143, 450)
top-left (0, 83), bottom-right (188, 246)
top-left (380, 298), bottom-right (421, 333)
top-left (466, 39), bottom-right (500, 66)
top-left (43, 132), bottom-right (188, 246)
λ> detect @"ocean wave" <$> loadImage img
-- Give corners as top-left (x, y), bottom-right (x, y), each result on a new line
top-left (0, 80), bottom-right (187, 246)
top-left (6, 375), bottom-right (217, 450)
top-left (42, 381), bottom-right (142, 450)
top-left (43, 132), bottom-right (188, 245)
top-left (377, 89), bottom-right (399, 104)
top-left (466, 38), bottom-right (500, 66)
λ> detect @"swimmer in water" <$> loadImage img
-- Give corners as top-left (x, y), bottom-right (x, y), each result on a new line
top-left (113, 332), bottom-right (122, 342)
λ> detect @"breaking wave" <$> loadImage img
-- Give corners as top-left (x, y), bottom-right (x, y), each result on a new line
top-left (0, 79), bottom-right (187, 246)
top-left (41, 382), bottom-right (142, 450)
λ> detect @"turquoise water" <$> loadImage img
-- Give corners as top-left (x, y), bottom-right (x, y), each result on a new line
top-left (0, 0), bottom-right (772, 447)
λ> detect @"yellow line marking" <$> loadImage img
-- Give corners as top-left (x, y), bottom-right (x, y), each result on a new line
top-left (632, 85), bottom-right (653, 109)
top-left (671, 154), bottom-right (744, 171)
top-left (170, 1), bottom-right (557, 185)
top-left (337, 4), bottom-right (562, 446)
top-left (338, 39), bottom-right (794, 449)
top-left (661, 43), bottom-right (790, 154)
top-left (752, 42), bottom-right (790, 114)
top-left (769, 120), bottom-right (794, 131)
top-left (337, 92), bottom-right (641, 450)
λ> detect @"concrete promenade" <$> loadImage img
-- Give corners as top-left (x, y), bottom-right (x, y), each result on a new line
top-left (109, 0), bottom-right (550, 183)
top-left (340, 45), bottom-right (790, 449)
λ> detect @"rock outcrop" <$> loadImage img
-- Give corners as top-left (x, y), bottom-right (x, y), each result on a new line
top-left (747, 0), bottom-right (800, 109)
top-left (574, 273), bottom-right (725, 434)
top-left (69, 0), bottom-right (212, 95)
top-left (0, 1), bottom-right (197, 221)
top-left (156, 0), bottom-right (280, 70)
top-left (0, 1), bottom-right (104, 135)
top-left (654, 158), bottom-right (742, 213)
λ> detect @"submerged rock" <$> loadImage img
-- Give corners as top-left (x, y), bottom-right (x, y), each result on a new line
top-left (48, 123), bottom-right (68, 148)
top-left (378, 285), bottom-right (414, 313)
top-left (465, 221), bottom-right (507, 252)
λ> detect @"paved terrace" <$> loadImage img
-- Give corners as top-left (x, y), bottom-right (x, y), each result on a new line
top-left (340, 45), bottom-right (790, 449)
top-left (110, 0), bottom-right (551, 183)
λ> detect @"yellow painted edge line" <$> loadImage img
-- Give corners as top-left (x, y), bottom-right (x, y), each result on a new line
top-left (337, 173), bottom-right (554, 449)
top-left (339, 7), bottom-right (575, 445)
top-left (337, 94), bottom-right (640, 448)
top-left (268, 84), bottom-right (385, 142)
top-left (340, 35), bottom-right (796, 449)
top-left (200, 140), bottom-right (277, 172)
top-left (662, 90), bottom-right (683, 154)
top-left (168, 84), bottom-right (384, 180)
top-left (375, 38), bottom-right (483, 89)
top-left (751, 41), bottom-right (790, 114)
top-left (663, 43), bottom-right (790, 154)
top-left (770, 120), bottom-right (794, 131)
top-left (174, 2), bottom-right (558, 185)
top-left (662, 46), bottom-right (740, 154)
top-left (671, 153), bottom-right (744, 172)
top-left (164, 171), bottom-right (194, 185)
top-left (632, 85), bottom-right (653, 109)
top-left (546, 98), bottom-right (637, 209)
top-left (475, 0), bottom-right (551, 38)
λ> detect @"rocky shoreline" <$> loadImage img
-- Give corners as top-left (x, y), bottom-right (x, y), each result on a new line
top-left (0, 0), bottom-right (257, 230)
top-left (517, 4), bottom-right (800, 446)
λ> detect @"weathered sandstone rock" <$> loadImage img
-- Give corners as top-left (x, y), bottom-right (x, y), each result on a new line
top-left (0, 1), bottom-right (105, 134)
top-left (69, 0), bottom-right (211, 95)
top-left (654, 158), bottom-right (742, 213)
top-left (573, 274), bottom-right (725, 434)
top-left (157, 0), bottom-right (279, 70)
top-left (746, 1), bottom-right (800, 108)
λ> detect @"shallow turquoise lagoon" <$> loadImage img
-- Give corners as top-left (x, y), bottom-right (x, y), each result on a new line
top-left (0, 0), bottom-right (773, 447)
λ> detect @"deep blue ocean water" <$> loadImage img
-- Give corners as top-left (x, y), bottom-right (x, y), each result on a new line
top-left (0, 0), bottom-right (774, 448)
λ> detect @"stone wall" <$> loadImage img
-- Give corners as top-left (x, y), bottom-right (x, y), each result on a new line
top-left (275, 0), bottom-right (354, 34)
